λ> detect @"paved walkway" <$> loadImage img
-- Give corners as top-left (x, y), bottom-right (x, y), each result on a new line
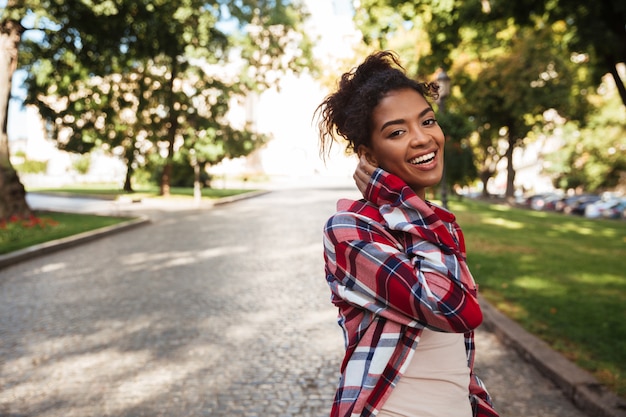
top-left (0, 188), bottom-right (620, 416)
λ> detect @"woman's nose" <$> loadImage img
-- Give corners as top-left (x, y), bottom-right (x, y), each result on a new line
top-left (409, 126), bottom-right (431, 146)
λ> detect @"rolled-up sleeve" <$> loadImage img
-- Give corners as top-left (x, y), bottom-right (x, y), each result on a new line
top-left (324, 210), bottom-right (483, 333)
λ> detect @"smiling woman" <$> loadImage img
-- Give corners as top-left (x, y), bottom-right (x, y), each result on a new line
top-left (314, 51), bottom-right (499, 417)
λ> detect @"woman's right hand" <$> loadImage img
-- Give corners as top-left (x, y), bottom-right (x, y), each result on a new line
top-left (353, 154), bottom-right (378, 198)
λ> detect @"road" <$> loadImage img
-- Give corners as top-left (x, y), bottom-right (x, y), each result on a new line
top-left (1, 188), bottom-right (590, 416)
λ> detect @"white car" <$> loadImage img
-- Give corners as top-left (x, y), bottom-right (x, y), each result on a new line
top-left (585, 199), bottom-right (622, 219)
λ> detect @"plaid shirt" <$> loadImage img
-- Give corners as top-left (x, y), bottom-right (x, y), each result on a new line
top-left (323, 169), bottom-right (499, 417)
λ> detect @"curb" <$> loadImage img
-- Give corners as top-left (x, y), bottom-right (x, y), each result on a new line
top-left (212, 190), bottom-right (271, 206)
top-left (0, 216), bottom-right (151, 270)
top-left (479, 295), bottom-right (626, 417)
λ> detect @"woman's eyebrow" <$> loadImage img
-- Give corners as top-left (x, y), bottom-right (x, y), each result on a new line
top-left (379, 107), bottom-right (433, 132)
top-left (380, 119), bottom-right (404, 131)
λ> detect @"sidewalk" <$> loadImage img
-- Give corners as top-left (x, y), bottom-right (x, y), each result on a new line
top-left (2, 190), bottom-right (625, 417)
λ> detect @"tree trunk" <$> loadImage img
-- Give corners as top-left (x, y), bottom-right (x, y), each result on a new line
top-left (0, 18), bottom-right (31, 220)
top-left (505, 124), bottom-right (517, 201)
top-left (123, 144), bottom-right (135, 193)
top-left (607, 58), bottom-right (626, 109)
top-left (480, 169), bottom-right (492, 198)
top-left (192, 153), bottom-right (201, 204)
top-left (123, 165), bottom-right (133, 192)
top-left (160, 58), bottom-right (178, 197)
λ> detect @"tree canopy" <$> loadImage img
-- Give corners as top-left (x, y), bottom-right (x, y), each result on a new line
top-left (352, 0), bottom-right (622, 197)
top-left (21, 0), bottom-right (313, 194)
top-left (0, 0), bottom-right (314, 217)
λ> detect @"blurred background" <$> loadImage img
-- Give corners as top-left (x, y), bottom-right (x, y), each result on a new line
top-left (1, 0), bottom-right (625, 217)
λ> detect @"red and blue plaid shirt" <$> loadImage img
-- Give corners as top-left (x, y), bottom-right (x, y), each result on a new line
top-left (323, 169), bottom-right (499, 417)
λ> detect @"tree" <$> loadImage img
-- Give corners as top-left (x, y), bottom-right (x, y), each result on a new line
top-left (0, 3), bottom-right (30, 220)
top-left (360, 0), bottom-right (626, 107)
top-left (436, 110), bottom-right (476, 195)
top-left (464, 24), bottom-right (586, 198)
top-left (10, 1), bottom-right (314, 199)
top-left (546, 74), bottom-right (626, 192)
top-left (498, 0), bottom-right (626, 108)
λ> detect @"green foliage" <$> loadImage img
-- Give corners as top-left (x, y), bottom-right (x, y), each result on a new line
top-left (13, 159), bottom-right (47, 174)
top-left (71, 154), bottom-right (90, 175)
top-left (500, 0), bottom-right (626, 90)
top-left (12, 0), bottom-right (314, 194)
top-left (547, 81), bottom-right (626, 191)
top-left (153, 155), bottom-right (211, 189)
top-left (463, 23), bottom-right (585, 128)
top-left (354, 0), bottom-right (624, 198)
top-left (437, 110), bottom-right (477, 187)
top-left (447, 20), bottom-right (591, 196)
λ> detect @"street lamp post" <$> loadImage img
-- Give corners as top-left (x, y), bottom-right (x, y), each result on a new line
top-left (436, 69), bottom-right (451, 209)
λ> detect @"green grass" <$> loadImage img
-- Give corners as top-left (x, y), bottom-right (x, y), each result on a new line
top-left (449, 198), bottom-right (626, 398)
top-left (0, 212), bottom-right (131, 255)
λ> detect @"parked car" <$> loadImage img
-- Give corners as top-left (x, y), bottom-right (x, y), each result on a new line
top-left (555, 195), bottom-right (582, 212)
top-left (567, 195), bottom-right (601, 215)
top-left (585, 199), bottom-right (615, 218)
top-left (600, 198), bottom-right (626, 219)
top-left (558, 194), bottom-right (592, 214)
top-left (537, 194), bottom-right (561, 211)
top-left (524, 193), bottom-right (561, 211)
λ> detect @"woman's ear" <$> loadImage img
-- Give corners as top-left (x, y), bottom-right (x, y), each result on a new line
top-left (357, 145), bottom-right (378, 166)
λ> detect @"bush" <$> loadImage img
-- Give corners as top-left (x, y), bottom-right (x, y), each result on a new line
top-left (14, 159), bottom-right (48, 174)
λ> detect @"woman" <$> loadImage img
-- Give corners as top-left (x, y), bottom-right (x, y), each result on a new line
top-left (315, 51), bottom-right (499, 417)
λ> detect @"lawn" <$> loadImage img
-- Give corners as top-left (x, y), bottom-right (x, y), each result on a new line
top-left (30, 184), bottom-right (255, 200)
top-left (0, 211), bottom-right (131, 255)
top-left (450, 198), bottom-right (626, 399)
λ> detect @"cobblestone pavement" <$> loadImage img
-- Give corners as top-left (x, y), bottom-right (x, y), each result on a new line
top-left (0, 188), bottom-right (590, 417)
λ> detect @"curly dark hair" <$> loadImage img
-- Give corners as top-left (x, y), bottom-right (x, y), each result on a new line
top-left (315, 50), bottom-right (439, 159)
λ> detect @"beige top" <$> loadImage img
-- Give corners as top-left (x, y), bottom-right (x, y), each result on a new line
top-left (378, 328), bottom-right (472, 417)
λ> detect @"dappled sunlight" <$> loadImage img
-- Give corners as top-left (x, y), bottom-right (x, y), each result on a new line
top-left (105, 363), bottom-right (193, 413)
top-left (491, 204), bottom-right (512, 212)
top-left (492, 298), bottom-right (529, 322)
top-left (0, 314), bottom-right (231, 416)
top-left (447, 201), bottom-right (469, 212)
top-left (572, 272), bottom-right (625, 286)
top-left (549, 220), bottom-right (621, 239)
top-left (0, 349), bottom-right (151, 411)
top-left (467, 237), bottom-right (537, 255)
top-left (222, 309), bottom-right (282, 341)
top-left (481, 217), bottom-right (525, 229)
top-left (0, 344), bottom-right (220, 416)
top-left (512, 276), bottom-right (566, 293)
top-left (552, 222), bottom-right (595, 236)
top-left (34, 262), bottom-right (67, 273)
top-left (281, 242), bottom-right (322, 259)
top-left (526, 210), bottom-right (549, 218)
top-left (1, 318), bottom-right (154, 376)
top-left (119, 245), bottom-right (250, 270)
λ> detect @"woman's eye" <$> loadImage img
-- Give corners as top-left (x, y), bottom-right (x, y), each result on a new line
top-left (423, 118), bottom-right (437, 126)
top-left (388, 129), bottom-right (404, 138)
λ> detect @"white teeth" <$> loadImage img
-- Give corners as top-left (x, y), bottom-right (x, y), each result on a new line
top-left (409, 152), bottom-right (435, 165)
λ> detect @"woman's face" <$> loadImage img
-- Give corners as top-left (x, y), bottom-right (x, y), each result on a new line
top-left (361, 88), bottom-right (445, 200)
